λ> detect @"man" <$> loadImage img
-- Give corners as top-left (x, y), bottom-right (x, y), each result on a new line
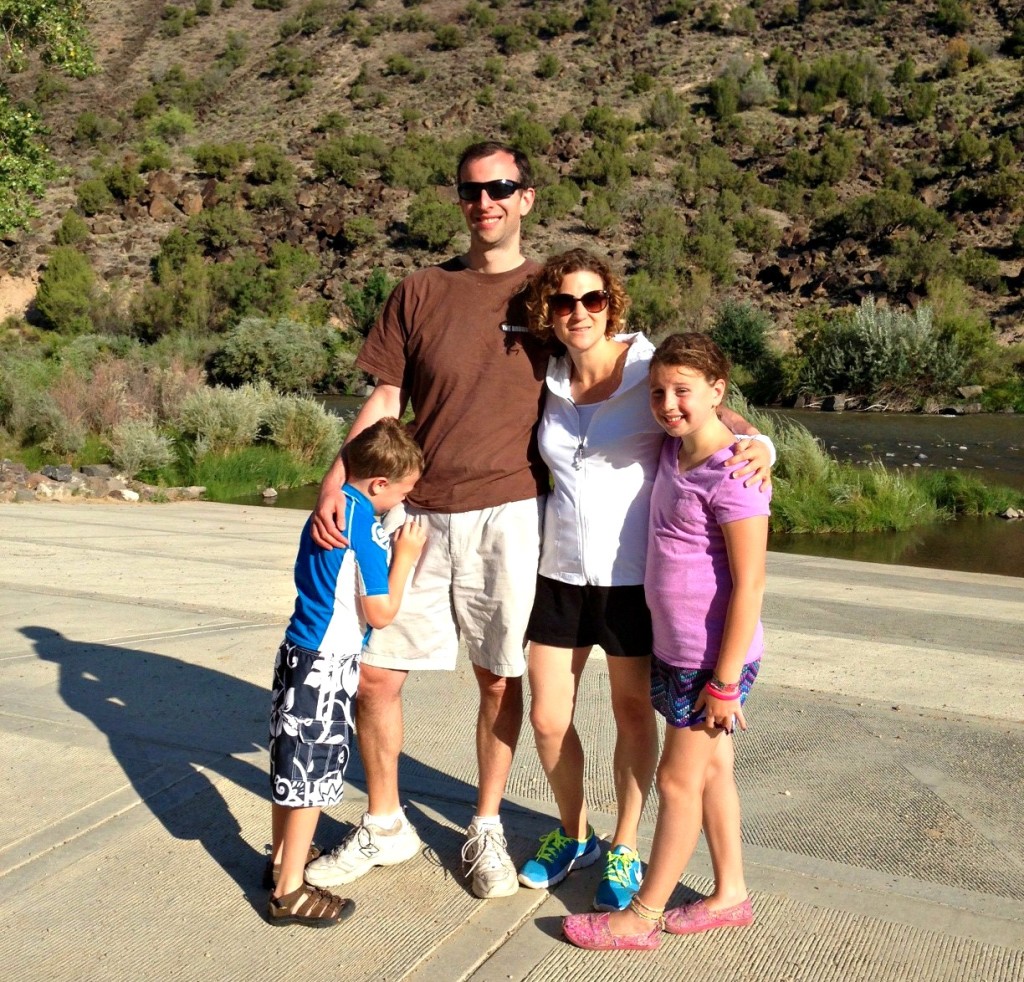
top-left (303, 141), bottom-right (547, 899)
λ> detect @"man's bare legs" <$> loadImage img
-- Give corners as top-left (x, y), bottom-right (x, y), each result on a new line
top-left (473, 662), bottom-right (524, 817)
top-left (354, 663), bottom-right (409, 815)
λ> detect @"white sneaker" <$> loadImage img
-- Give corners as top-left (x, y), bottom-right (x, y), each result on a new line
top-left (304, 812), bottom-right (421, 888)
top-left (461, 821), bottom-right (518, 899)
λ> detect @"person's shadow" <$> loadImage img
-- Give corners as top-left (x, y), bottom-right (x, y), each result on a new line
top-left (22, 625), bottom-right (509, 902)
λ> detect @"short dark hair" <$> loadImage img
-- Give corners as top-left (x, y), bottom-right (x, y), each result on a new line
top-left (525, 248), bottom-right (630, 345)
top-left (650, 332), bottom-right (731, 386)
top-left (456, 141), bottom-right (534, 187)
top-left (342, 417), bottom-right (423, 482)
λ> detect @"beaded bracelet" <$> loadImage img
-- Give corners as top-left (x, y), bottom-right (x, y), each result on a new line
top-left (710, 674), bottom-right (740, 692)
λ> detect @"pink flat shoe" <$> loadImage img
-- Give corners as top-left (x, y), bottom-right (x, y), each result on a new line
top-left (563, 912), bottom-right (662, 950)
top-left (663, 897), bottom-right (754, 935)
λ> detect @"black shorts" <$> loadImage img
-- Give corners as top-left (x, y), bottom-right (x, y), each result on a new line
top-left (525, 575), bottom-right (653, 658)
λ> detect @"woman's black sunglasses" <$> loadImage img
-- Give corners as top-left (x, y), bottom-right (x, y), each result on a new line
top-left (548, 290), bottom-right (610, 317)
top-left (456, 179), bottom-right (525, 202)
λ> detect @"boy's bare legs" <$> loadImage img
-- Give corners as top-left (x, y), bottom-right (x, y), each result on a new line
top-left (272, 803), bottom-right (321, 897)
top-left (354, 663), bottom-right (408, 815)
top-left (527, 644), bottom-right (590, 839)
top-left (606, 656), bottom-right (658, 851)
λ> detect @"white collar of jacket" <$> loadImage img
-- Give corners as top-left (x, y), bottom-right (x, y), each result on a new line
top-left (545, 332), bottom-right (657, 399)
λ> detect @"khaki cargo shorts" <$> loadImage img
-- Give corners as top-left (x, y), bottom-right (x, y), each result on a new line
top-left (362, 497), bottom-right (542, 678)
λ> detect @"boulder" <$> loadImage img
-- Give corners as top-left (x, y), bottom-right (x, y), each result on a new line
top-left (40, 464), bottom-right (74, 482)
top-left (821, 394), bottom-right (847, 412)
top-left (107, 488), bottom-right (140, 502)
top-left (149, 194), bottom-right (179, 221)
top-left (957, 385), bottom-right (984, 399)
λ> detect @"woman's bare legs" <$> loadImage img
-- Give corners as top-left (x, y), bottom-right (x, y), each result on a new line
top-left (527, 643), bottom-right (591, 839)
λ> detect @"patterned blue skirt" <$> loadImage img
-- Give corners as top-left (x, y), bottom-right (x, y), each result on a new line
top-left (650, 658), bottom-right (760, 729)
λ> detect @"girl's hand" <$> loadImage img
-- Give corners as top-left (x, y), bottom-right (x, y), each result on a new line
top-left (695, 688), bottom-right (747, 734)
top-left (724, 437), bottom-right (772, 493)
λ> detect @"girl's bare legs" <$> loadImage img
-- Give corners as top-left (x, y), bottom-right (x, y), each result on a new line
top-left (700, 732), bottom-right (749, 909)
top-left (606, 655), bottom-right (658, 850)
top-left (528, 643), bottom-right (591, 839)
top-left (271, 803), bottom-right (322, 897)
top-left (605, 722), bottom-right (723, 935)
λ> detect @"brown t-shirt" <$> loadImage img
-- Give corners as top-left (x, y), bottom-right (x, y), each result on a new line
top-left (355, 257), bottom-right (550, 513)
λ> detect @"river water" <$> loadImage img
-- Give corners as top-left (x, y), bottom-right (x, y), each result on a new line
top-left (243, 402), bottom-right (1023, 579)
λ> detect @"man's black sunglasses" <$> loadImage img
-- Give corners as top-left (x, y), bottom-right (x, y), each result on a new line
top-left (548, 290), bottom-right (610, 317)
top-left (456, 179), bottom-right (525, 202)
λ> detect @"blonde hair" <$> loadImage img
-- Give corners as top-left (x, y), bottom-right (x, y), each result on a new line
top-left (342, 417), bottom-right (423, 481)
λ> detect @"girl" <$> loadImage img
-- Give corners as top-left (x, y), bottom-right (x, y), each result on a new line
top-left (563, 332), bottom-right (770, 949)
top-left (517, 250), bottom-right (772, 913)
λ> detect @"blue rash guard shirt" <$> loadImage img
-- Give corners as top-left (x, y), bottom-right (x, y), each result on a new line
top-left (285, 484), bottom-right (391, 652)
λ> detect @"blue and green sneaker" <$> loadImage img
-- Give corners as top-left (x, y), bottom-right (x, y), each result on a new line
top-left (517, 826), bottom-right (601, 889)
top-left (593, 844), bottom-right (643, 911)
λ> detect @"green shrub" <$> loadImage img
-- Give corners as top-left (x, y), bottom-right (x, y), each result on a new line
top-left (645, 88), bottom-right (687, 130)
top-left (624, 271), bottom-right (679, 336)
top-left (147, 107), bottom-right (196, 141)
top-left (341, 215), bottom-right (378, 248)
top-left (314, 133), bottom-right (386, 184)
top-left (73, 111), bottom-right (120, 145)
top-left (433, 24), bottom-right (463, 50)
top-left (106, 419), bottom-right (175, 479)
top-left (249, 142), bottom-right (295, 184)
top-left (263, 394), bottom-right (345, 463)
top-left (342, 268), bottom-right (397, 335)
top-left (581, 188), bottom-right (620, 234)
top-left (902, 81), bottom-right (937, 123)
top-left (176, 382), bottom-right (272, 457)
top-left (502, 111), bottom-right (553, 157)
top-left (574, 140), bottom-right (632, 188)
top-left (933, 0), bottom-right (971, 36)
top-left (492, 23), bottom-right (533, 54)
top-left (188, 204), bottom-right (253, 251)
top-left (192, 141), bottom-right (248, 178)
top-left (796, 298), bottom-right (968, 400)
top-left (380, 135), bottom-right (456, 190)
top-left (405, 190), bottom-right (462, 250)
top-left (708, 74), bottom-right (740, 119)
top-left (35, 247), bottom-right (98, 335)
top-left (210, 316), bottom-right (334, 392)
top-left (535, 53), bottom-right (560, 79)
top-left (103, 162), bottom-right (144, 201)
top-left (836, 190), bottom-right (952, 244)
top-left (55, 210), bottom-right (90, 246)
top-left (138, 137), bottom-right (174, 171)
top-left (76, 177), bottom-right (114, 216)
top-left (533, 179), bottom-right (582, 222)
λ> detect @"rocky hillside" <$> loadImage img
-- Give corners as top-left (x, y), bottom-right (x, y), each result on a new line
top-left (2, 0), bottom-right (1023, 349)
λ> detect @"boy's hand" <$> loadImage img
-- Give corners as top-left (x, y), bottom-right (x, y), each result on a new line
top-left (724, 437), bottom-right (772, 493)
top-left (393, 519), bottom-right (426, 559)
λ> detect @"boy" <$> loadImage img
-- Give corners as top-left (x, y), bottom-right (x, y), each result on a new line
top-left (266, 417), bottom-right (426, 928)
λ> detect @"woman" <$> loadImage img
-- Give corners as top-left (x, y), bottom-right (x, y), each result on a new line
top-left (515, 249), bottom-right (772, 912)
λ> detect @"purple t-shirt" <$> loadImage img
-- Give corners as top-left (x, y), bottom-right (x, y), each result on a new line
top-left (645, 440), bottom-right (771, 670)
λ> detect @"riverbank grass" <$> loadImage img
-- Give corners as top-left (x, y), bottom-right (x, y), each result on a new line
top-left (737, 398), bottom-right (1023, 533)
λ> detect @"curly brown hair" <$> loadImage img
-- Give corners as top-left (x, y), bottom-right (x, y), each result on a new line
top-left (525, 248), bottom-right (630, 345)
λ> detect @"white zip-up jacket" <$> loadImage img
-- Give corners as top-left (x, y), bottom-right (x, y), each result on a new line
top-left (538, 333), bottom-right (662, 586)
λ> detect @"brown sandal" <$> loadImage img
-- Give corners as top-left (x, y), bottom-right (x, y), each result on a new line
top-left (262, 844), bottom-right (322, 890)
top-left (266, 884), bottom-right (355, 928)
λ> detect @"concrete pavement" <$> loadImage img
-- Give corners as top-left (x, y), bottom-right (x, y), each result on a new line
top-left (0, 501), bottom-right (1021, 982)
